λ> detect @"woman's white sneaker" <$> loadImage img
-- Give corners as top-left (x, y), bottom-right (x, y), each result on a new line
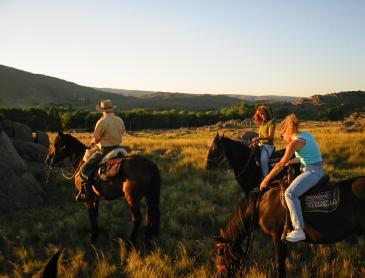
top-left (286, 229), bottom-right (306, 242)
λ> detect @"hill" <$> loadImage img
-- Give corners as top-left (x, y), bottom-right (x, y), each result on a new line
top-left (0, 65), bottom-right (134, 109)
top-left (0, 65), bottom-right (364, 116)
top-left (0, 65), bottom-right (240, 111)
top-left (96, 87), bottom-right (299, 103)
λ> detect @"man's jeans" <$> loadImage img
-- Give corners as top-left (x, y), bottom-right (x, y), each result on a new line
top-left (260, 144), bottom-right (275, 177)
top-left (284, 163), bottom-right (324, 230)
top-left (79, 146), bottom-right (117, 184)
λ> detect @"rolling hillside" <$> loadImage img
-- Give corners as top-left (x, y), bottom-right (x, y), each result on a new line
top-left (0, 65), bottom-right (240, 110)
top-left (0, 65), bottom-right (364, 115)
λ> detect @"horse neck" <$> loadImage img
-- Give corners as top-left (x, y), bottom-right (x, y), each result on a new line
top-left (221, 138), bottom-right (249, 169)
top-left (221, 138), bottom-right (260, 190)
top-left (68, 137), bottom-right (87, 166)
top-left (222, 198), bottom-right (250, 246)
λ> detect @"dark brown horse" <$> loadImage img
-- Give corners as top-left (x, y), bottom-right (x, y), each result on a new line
top-left (206, 134), bottom-right (287, 196)
top-left (214, 173), bottom-right (365, 277)
top-left (45, 132), bottom-right (161, 245)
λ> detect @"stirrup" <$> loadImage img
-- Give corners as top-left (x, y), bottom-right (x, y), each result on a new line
top-left (75, 191), bottom-right (97, 202)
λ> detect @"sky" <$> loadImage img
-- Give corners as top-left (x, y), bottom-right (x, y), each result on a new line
top-left (0, 0), bottom-right (364, 97)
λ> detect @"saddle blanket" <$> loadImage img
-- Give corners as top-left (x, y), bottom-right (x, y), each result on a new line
top-left (98, 157), bottom-right (124, 181)
top-left (301, 185), bottom-right (340, 213)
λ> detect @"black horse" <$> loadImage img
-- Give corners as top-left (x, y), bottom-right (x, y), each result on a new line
top-left (206, 133), bottom-right (287, 196)
top-left (214, 173), bottom-right (365, 277)
top-left (46, 132), bottom-right (161, 245)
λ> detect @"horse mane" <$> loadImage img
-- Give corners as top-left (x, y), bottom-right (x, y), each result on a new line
top-left (61, 133), bottom-right (86, 149)
top-left (221, 197), bottom-right (248, 241)
top-left (220, 137), bottom-right (250, 153)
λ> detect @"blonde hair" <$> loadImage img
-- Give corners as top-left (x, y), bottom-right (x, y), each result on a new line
top-left (253, 106), bottom-right (272, 125)
top-left (279, 114), bottom-right (299, 135)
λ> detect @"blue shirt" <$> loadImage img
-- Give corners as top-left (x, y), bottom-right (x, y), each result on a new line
top-left (294, 132), bottom-right (323, 165)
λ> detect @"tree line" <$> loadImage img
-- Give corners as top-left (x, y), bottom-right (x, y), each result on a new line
top-left (0, 102), bottom-right (347, 132)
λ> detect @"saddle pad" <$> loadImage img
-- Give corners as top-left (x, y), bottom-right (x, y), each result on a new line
top-left (98, 157), bottom-right (123, 181)
top-left (301, 185), bottom-right (340, 213)
top-left (100, 147), bottom-right (128, 165)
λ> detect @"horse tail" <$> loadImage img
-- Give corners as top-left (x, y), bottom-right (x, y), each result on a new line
top-left (145, 161), bottom-right (161, 240)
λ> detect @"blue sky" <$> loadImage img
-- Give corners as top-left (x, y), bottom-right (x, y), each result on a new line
top-left (0, 0), bottom-right (364, 96)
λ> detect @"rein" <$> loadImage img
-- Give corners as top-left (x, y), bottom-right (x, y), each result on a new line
top-left (61, 161), bottom-right (82, 179)
top-left (235, 148), bottom-right (255, 179)
top-left (50, 152), bottom-right (84, 180)
top-left (242, 190), bottom-right (261, 260)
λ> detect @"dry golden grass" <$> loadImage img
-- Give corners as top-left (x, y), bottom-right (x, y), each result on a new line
top-left (1, 122), bottom-right (364, 277)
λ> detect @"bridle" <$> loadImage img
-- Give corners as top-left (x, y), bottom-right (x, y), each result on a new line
top-left (48, 147), bottom-right (84, 180)
top-left (215, 191), bottom-right (262, 275)
top-left (205, 152), bottom-right (225, 167)
top-left (215, 241), bottom-right (241, 275)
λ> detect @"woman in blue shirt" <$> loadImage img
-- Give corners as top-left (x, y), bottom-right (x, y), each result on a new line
top-left (259, 114), bottom-right (324, 242)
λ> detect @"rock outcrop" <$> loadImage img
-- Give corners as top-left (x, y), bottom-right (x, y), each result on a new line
top-left (0, 120), bottom-right (47, 210)
top-left (342, 112), bottom-right (365, 132)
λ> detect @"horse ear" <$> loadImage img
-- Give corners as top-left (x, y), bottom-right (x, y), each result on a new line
top-left (215, 132), bottom-right (219, 139)
top-left (220, 228), bottom-right (224, 237)
top-left (57, 130), bottom-right (64, 136)
top-left (222, 134), bottom-right (225, 138)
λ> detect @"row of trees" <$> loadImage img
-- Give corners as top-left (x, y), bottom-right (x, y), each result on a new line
top-left (0, 102), bottom-right (348, 132)
top-left (0, 103), bottom-right (256, 131)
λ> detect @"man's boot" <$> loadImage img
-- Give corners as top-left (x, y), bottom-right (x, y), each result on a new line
top-left (76, 180), bottom-right (97, 202)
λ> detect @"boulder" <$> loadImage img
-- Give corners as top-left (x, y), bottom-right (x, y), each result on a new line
top-left (13, 121), bottom-right (33, 141)
top-left (0, 131), bottom-right (28, 173)
top-left (34, 130), bottom-right (50, 148)
top-left (0, 163), bottom-right (44, 210)
top-left (240, 131), bottom-right (258, 145)
top-left (12, 139), bottom-right (48, 162)
top-left (1, 119), bottom-right (15, 137)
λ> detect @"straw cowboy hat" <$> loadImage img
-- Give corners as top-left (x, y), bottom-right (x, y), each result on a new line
top-left (96, 100), bottom-right (117, 112)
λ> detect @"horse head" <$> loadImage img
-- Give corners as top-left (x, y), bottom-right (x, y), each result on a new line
top-left (206, 133), bottom-right (226, 170)
top-left (213, 229), bottom-right (242, 277)
top-left (45, 131), bottom-right (83, 169)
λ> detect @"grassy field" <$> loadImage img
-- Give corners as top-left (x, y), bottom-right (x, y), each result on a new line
top-left (0, 122), bottom-right (364, 277)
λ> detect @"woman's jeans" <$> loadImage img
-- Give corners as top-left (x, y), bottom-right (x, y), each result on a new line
top-left (284, 163), bottom-right (324, 230)
top-left (260, 144), bottom-right (275, 177)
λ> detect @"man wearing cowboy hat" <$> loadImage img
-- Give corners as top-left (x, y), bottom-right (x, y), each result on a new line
top-left (76, 99), bottom-right (126, 202)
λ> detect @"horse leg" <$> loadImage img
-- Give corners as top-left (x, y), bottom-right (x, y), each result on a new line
top-left (273, 235), bottom-right (287, 278)
top-left (87, 200), bottom-right (99, 243)
top-left (125, 193), bottom-right (142, 246)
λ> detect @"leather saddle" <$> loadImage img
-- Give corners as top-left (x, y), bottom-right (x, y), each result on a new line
top-left (97, 148), bottom-right (128, 181)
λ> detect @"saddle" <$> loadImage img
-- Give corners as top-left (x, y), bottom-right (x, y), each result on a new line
top-left (97, 148), bottom-right (128, 181)
top-left (280, 174), bottom-right (339, 212)
top-left (279, 172), bottom-right (340, 240)
top-left (251, 144), bottom-right (286, 168)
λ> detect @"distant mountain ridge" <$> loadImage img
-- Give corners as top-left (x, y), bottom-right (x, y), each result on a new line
top-left (95, 87), bottom-right (299, 103)
top-left (0, 65), bottom-right (364, 116)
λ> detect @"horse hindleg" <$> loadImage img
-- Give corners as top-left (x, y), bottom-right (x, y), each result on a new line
top-left (273, 235), bottom-right (287, 278)
top-left (125, 193), bottom-right (142, 245)
top-left (87, 201), bottom-right (99, 242)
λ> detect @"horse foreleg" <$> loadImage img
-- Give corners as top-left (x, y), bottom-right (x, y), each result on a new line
top-left (86, 201), bottom-right (99, 243)
top-left (273, 235), bottom-right (287, 278)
